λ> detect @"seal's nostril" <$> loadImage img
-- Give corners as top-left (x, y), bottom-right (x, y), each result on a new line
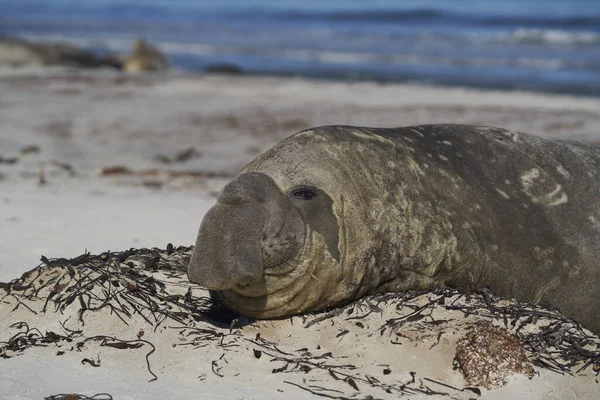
top-left (236, 270), bottom-right (262, 287)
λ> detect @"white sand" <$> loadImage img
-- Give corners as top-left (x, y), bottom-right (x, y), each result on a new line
top-left (0, 179), bottom-right (223, 282)
top-left (1, 259), bottom-right (597, 400)
top-left (0, 68), bottom-right (599, 399)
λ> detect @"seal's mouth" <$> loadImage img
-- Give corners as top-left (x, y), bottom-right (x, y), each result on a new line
top-left (226, 253), bottom-right (306, 297)
top-left (215, 272), bottom-right (311, 317)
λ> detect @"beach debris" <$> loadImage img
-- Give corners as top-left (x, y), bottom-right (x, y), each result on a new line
top-left (20, 145), bottom-right (40, 155)
top-left (51, 160), bottom-right (76, 176)
top-left (81, 357), bottom-right (101, 367)
top-left (85, 335), bottom-right (157, 381)
top-left (172, 147), bottom-right (200, 163)
top-left (97, 165), bottom-right (133, 176)
top-left (97, 165), bottom-right (230, 180)
top-left (0, 155), bottom-right (18, 164)
top-left (0, 322), bottom-right (77, 359)
top-left (38, 167), bottom-right (47, 185)
top-left (153, 154), bottom-right (171, 164)
top-left (44, 394), bottom-right (113, 400)
top-left (454, 323), bottom-right (535, 389)
top-left (1, 246), bottom-right (598, 397)
top-left (154, 147), bottom-right (201, 164)
top-left (96, 166), bottom-right (233, 189)
top-left (142, 180), bottom-right (163, 189)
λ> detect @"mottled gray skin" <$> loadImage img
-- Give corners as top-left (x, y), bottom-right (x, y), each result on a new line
top-left (188, 125), bottom-right (600, 334)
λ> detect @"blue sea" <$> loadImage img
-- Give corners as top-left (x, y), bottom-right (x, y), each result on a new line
top-left (1, 0), bottom-right (599, 96)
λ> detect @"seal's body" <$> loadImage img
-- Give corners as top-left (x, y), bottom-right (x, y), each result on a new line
top-left (188, 125), bottom-right (600, 334)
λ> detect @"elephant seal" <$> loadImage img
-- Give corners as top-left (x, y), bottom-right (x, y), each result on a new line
top-left (123, 39), bottom-right (169, 73)
top-left (188, 125), bottom-right (600, 334)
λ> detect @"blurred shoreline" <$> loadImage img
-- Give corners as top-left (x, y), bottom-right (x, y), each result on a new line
top-left (4, 33), bottom-right (600, 98)
top-left (2, 0), bottom-right (599, 97)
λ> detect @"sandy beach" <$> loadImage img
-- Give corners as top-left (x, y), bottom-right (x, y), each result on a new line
top-left (1, 68), bottom-right (599, 399)
top-left (2, 68), bottom-right (600, 280)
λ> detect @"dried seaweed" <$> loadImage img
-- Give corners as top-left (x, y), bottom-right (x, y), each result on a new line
top-left (0, 246), bottom-right (224, 328)
top-left (84, 335), bottom-right (157, 381)
top-left (0, 246), bottom-right (222, 383)
top-left (0, 322), bottom-right (79, 359)
top-left (284, 381), bottom-right (353, 400)
top-left (370, 287), bottom-right (600, 376)
top-left (2, 246), bottom-right (599, 398)
top-left (44, 394), bottom-right (113, 400)
top-left (244, 332), bottom-right (465, 398)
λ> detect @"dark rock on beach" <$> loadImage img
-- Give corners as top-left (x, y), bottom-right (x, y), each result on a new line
top-left (0, 37), bottom-right (121, 68)
top-left (0, 37), bottom-right (171, 72)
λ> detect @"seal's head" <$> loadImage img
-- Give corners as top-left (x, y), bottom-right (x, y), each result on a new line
top-left (188, 126), bottom-right (461, 318)
top-left (188, 172), bottom-right (304, 292)
top-left (187, 167), bottom-right (343, 318)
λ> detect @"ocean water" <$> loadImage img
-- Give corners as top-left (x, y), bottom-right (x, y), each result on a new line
top-left (1, 0), bottom-right (599, 96)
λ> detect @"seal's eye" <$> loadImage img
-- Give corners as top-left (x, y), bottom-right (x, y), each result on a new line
top-left (291, 187), bottom-right (318, 200)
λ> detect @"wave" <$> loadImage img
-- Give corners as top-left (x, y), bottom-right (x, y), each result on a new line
top-left (276, 49), bottom-right (600, 72)
top-left (11, 31), bottom-right (600, 96)
top-left (4, 3), bottom-right (600, 31)
top-left (491, 28), bottom-right (600, 46)
top-left (236, 8), bottom-right (600, 30)
top-left (26, 34), bottom-right (598, 73)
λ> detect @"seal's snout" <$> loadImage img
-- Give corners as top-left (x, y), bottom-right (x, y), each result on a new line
top-left (217, 171), bottom-right (275, 206)
top-left (187, 258), bottom-right (262, 291)
top-left (188, 171), bottom-right (307, 305)
top-left (187, 172), bottom-right (281, 291)
top-left (187, 203), bottom-right (265, 290)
